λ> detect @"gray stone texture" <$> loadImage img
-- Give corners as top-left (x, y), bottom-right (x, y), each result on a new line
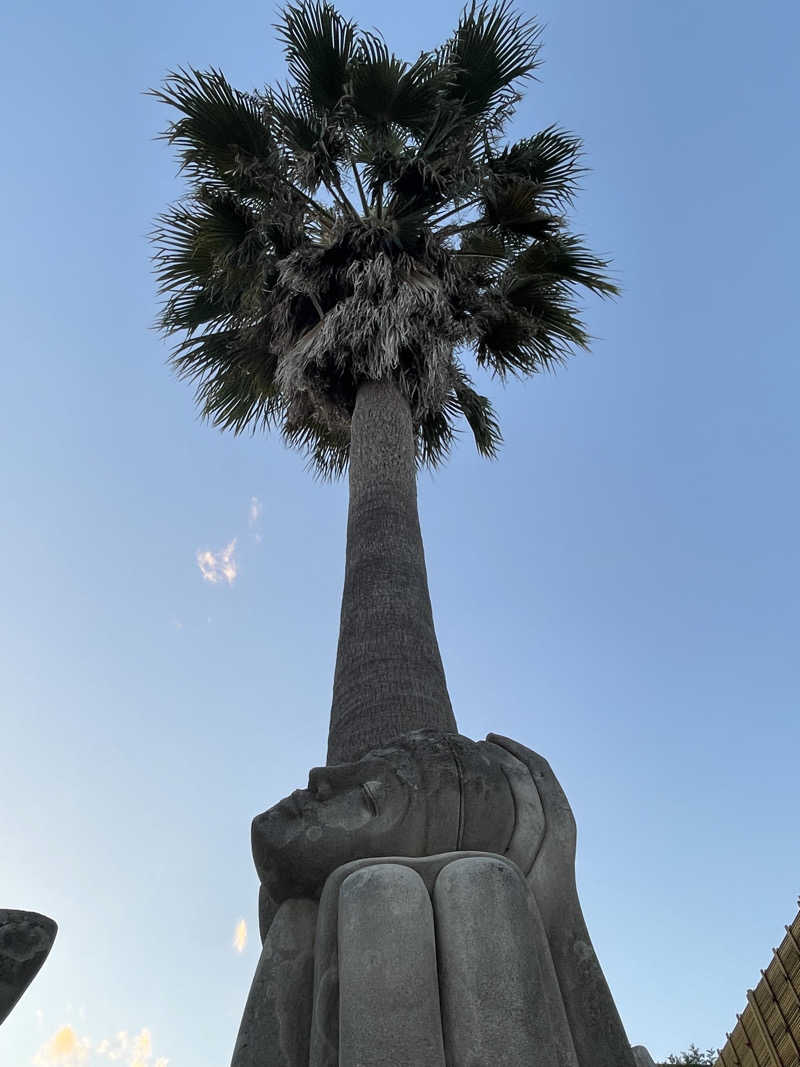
top-left (309, 850), bottom-right (531, 1067)
top-left (235, 731), bottom-right (638, 1067)
top-left (434, 854), bottom-right (572, 1067)
top-left (0, 910), bottom-right (57, 1027)
top-left (632, 1045), bottom-right (658, 1067)
top-left (231, 900), bottom-right (317, 1067)
top-left (489, 734), bottom-right (638, 1067)
top-left (337, 864), bottom-right (446, 1067)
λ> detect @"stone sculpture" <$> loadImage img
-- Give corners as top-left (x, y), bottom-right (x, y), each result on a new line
top-left (232, 731), bottom-right (636, 1067)
top-left (632, 1046), bottom-right (658, 1067)
top-left (0, 910), bottom-right (57, 1027)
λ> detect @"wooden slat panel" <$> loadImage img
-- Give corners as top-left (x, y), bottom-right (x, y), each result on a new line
top-left (714, 905), bottom-right (800, 1067)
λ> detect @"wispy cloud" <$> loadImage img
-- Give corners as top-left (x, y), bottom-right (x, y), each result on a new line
top-left (34, 1025), bottom-right (90, 1065)
top-left (248, 496), bottom-right (263, 542)
top-left (233, 918), bottom-right (247, 953)
top-left (35, 1026), bottom-right (167, 1067)
top-left (196, 539), bottom-right (237, 585)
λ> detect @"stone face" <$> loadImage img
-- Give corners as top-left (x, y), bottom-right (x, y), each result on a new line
top-left (0, 910), bottom-right (57, 1027)
top-left (236, 731), bottom-right (638, 1067)
top-left (337, 864), bottom-right (446, 1067)
top-left (251, 731), bottom-right (516, 910)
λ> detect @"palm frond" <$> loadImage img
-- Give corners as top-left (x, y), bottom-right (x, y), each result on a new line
top-left (446, 367), bottom-right (502, 456)
top-left (416, 406), bottom-right (456, 468)
top-left (195, 356), bottom-right (285, 435)
top-left (274, 1), bottom-right (357, 111)
top-left (452, 229), bottom-right (508, 282)
top-left (267, 84), bottom-right (348, 192)
top-left (349, 38), bottom-right (447, 139)
top-left (438, 0), bottom-right (541, 118)
top-left (480, 179), bottom-right (562, 238)
top-left (487, 126), bottom-right (584, 206)
top-left (472, 290), bottom-right (588, 378)
top-left (153, 191), bottom-right (260, 294)
top-left (511, 234), bottom-right (618, 296)
top-left (150, 68), bottom-right (273, 195)
top-left (151, 1), bottom-right (617, 476)
top-left (282, 401), bottom-right (351, 478)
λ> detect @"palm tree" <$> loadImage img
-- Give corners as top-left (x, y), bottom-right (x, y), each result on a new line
top-left (151, 0), bottom-right (616, 766)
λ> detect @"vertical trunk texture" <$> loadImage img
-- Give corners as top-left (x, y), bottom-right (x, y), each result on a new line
top-left (327, 380), bottom-right (457, 766)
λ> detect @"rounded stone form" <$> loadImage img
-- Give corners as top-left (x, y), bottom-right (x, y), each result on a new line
top-left (337, 864), bottom-right (446, 1067)
top-left (434, 855), bottom-right (565, 1067)
top-left (632, 1046), bottom-right (657, 1067)
top-left (0, 910), bottom-right (57, 1027)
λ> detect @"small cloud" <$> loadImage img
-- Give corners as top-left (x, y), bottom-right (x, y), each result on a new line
top-left (34, 1025), bottom-right (90, 1065)
top-left (95, 1028), bottom-right (167, 1066)
top-left (36, 1008), bottom-right (44, 1025)
top-left (130, 1029), bottom-right (152, 1067)
top-left (196, 539), bottom-right (237, 585)
top-left (249, 496), bottom-right (263, 543)
top-left (233, 918), bottom-right (247, 954)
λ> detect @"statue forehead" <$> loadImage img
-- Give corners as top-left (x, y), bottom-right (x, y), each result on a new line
top-left (317, 732), bottom-right (509, 796)
top-left (329, 731), bottom-right (487, 778)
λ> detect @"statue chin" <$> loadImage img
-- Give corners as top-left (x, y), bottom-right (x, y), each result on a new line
top-left (235, 731), bottom-right (637, 1067)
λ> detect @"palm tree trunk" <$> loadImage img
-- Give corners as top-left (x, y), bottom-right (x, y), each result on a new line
top-left (327, 379), bottom-right (457, 766)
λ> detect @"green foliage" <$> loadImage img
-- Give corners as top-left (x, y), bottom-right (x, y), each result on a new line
top-left (151, 0), bottom-right (616, 475)
top-left (663, 1045), bottom-right (718, 1065)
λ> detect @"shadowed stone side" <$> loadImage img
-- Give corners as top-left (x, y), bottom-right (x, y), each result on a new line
top-left (488, 734), bottom-right (638, 1067)
top-left (632, 1046), bottom-right (657, 1067)
top-left (338, 864), bottom-right (446, 1067)
top-left (0, 910), bottom-right (57, 1027)
top-left (231, 900), bottom-right (317, 1067)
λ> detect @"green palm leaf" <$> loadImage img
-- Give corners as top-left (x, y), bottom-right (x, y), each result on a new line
top-left (437, 0), bottom-right (541, 118)
top-left (348, 37), bottom-right (447, 138)
top-left (275, 1), bottom-right (357, 112)
top-left (150, 68), bottom-right (273, 196)
top-left (151, 0), bottom-right (617, 474)
top-left (487, 126), bottom-right (584, 206)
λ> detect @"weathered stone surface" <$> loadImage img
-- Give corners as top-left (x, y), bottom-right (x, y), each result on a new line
top-left (240, 731), bottom-right (638, 1067)
top-left (337, 864), bottom-right (445, 1067)
top-left (231, 899), bottom-right (316, 1067)
top-left (251, 731), bottom-right (516, 911)
top-left (0, 910), bottom-right (57, 1027)
top-left (434, 854), bottom-right (574, 1067)
top-left (488, 734), bottom-right (638, 1067)
top-left (632, 1045), bottom-right (657, 1067)
top-left (309, 851), bottom-right (528, 1066)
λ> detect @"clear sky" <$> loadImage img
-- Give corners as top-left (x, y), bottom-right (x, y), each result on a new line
top-left (1, 0), bottom-right (798, 1064)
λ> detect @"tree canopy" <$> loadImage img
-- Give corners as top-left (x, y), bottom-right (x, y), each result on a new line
top-left (662, 1046), bottom-right (718, 1065)
top-left (151, 0), bottom-right (616, 475)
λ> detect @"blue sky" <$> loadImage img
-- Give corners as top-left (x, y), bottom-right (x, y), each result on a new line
top-left (1, 0), bottom-right (798, 1063)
